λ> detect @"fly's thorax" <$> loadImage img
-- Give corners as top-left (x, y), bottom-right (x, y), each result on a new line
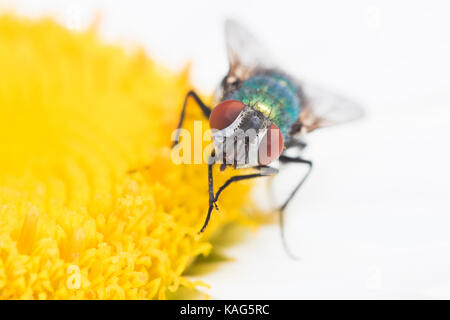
top-left (228, 71), bottom-right (303, 143)
top-left (212, 105), bottom-right (271, 168)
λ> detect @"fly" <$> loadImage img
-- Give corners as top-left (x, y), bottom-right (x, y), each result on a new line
top-left (172, 20), bottom-right (364, 258)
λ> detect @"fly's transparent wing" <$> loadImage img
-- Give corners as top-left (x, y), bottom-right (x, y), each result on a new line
top-left (223, 19), bottom-right (364, 129)
top-left (298, 82), bottom-right (364, 132)
top-left (224, 19), bottom-right (275, 73)
top-left (215, 20), bottom-right (276, 103)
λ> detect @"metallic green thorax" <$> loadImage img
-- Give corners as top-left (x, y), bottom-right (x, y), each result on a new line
top-left (229, 71), bottom-right (301, 142)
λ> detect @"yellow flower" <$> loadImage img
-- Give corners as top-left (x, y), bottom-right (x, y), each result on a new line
top-left (0, 14), bottom-right (260, 299)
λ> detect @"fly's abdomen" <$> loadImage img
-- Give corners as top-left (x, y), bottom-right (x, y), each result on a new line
top-left (229, 72), bottom-right (301, 141)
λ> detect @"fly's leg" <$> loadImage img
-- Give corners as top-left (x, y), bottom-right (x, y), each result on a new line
top-left (128, 90), bottom-right (210, 173)
top-left (199, 165), bottom-right (278, 234)
top-left (285, 137), bottom-right (308, 151)
top-left (277, 154), bottom-right (313, 259)
top-left (172, 90), bottom-right (211, 148)
top-left (268, 136), bottom-right (307, 198)
top-left (278, 155), bottom-right (313, 210)
top-left (199, 151), bottom-right (217, 233)
top-left (214, 166), bottom-right (278, 205)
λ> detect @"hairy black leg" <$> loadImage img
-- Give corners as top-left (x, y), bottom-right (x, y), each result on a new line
top-left (214, 166), bottom-right (278, 204)
top-left (199, 151), bottom-right (217, 234)
top-left (199, 166), bottom-right (278, 234)
top-left (266, 136), bottom-right (307, 200)
top-left (278, 155), bottom-right (313, 210)
top-left (172, 90), bottom-right (211, 148)
top-left (277, 154), bottom-right (313, 259)
top-left (128, 91), bottom-right (210, 174)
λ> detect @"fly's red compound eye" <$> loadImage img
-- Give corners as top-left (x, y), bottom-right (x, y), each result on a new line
top-left (258, 124), bottom-right (284, 165)
top-left (209, 100), bottom-right (245, 130)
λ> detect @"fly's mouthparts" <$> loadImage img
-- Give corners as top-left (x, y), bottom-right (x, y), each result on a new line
top-left (212, 127), bottom-right (267, 169)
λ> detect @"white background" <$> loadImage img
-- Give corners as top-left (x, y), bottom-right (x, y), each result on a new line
top-left (3, 0), bottom-right (450, 299)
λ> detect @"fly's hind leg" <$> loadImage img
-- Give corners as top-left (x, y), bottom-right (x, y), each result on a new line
top-left (172, 90), bottom-right (211, 148)
top-left (278, 155), bottom-right (313, 211)
top-left (277, 154), bottom-right (313, 260)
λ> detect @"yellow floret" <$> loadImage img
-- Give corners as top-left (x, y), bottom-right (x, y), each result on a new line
top-left (0, 14), bottom-right (260, 299)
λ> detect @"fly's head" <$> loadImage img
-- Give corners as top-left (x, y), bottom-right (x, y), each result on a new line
top-left (209, 100), bottom-right (284, 169)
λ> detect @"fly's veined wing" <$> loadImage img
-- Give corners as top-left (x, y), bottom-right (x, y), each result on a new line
top-left (223, 19), bottom-right (364, 130)
top-left (224, 19), bottom-right (275, 74)
top-left (298, 82), bottom-right (364, 133)
top-left (214, 20), bottom-right (276, 104)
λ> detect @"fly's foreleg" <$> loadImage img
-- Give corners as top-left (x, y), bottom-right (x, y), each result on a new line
top-left (172, 90), bottom-right (211, 148)
top-left (199, 165), bottom-right (278, 234)
top-left (199, 151), bottom-right (216, 234)
top-left (214, 166), bottom-right (278, 205)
